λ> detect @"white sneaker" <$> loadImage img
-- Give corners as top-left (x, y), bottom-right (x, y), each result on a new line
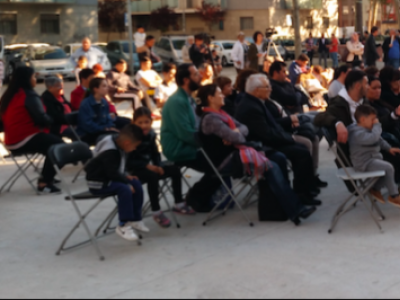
top-left (116, 225), bottom-right (139, 241)
top-left (128, 221), bottom-right (150, 233)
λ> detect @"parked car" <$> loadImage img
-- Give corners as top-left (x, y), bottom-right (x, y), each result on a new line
top-left (153, 36), bottom-right (189, 65)
top-left (103, 41), bottom-right (163, 74)
top-left (63, 43), bottom-right (112, 71)
top-left (4, 43), bottom-right (50, 82)
top-left (17, 46), bottom-right (75, 80)
top-left (210, 40), bottom-right (235, 67)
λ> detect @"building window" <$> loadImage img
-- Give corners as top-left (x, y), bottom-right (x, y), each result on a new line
top-left (240, 17), bottom-right (254, 30)
top-left (0, 14), bottom-right (17, 35)
top-left (306, 16), bottom-right (313, 29)
top-left (40, 14), bottom-right (60, 34)
top-left (323, 17), bottom-right (329, 28)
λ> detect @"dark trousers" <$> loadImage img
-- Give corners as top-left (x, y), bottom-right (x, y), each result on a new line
top-left (307, 51), bottom-right (314, 66)
top-left (13, 133), bottom-right (64, 184)
top-left (179, 151), bottom-right (224, 212)
top-left (275, 143), bottom-right (315, 194)
top-left (90, 179), bottom-right (143, 223)
top-left (267, 151), bottom-right (290, 183)
top-left (81, 131), bottom-right (114, 146)
top-left (131, 165), bottom-right (183, 212)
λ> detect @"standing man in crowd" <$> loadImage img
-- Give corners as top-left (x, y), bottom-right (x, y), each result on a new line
top-left (232, 32), bottom-right (248, 74)
top-left (365, 26), bottom-right (381, 67)
top-left (330, 33), bottom-right (339, 68)
top-left (71, 37), bottom-right (107, 68)
top-left (190, 34), bottom-right (207, 68)
top-left (305, 33), bottom-right (315, 67)
top-left (134, 25), bottom-right (146, 53)
top-left (182, 36), bottom-right (194, 63)
top-left (317, 33), bottom-right (329, 69)
top-left (383, 29), bottom-right (400, 70)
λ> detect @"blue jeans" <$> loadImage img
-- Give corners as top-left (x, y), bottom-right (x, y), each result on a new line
top-left (387, 58), bottom-right (400, 70)
top-left (90, 179), bottom-right (144, 223)
top-left (331, 52), bottom-right (339, 68)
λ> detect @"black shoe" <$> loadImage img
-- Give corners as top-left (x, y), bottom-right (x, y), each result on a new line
top-left (315, 175), bottom-right (328, 188)
top-left (53, 179), bottom-right (61, 185)
top-left (299, 195), bottom-right (322, 206)
top-left (38, 184), bottom-right (62, 195)
top-left (309, 188), bottom-right (321, 198)
top-left (298, 206), bottom-right (317, 219)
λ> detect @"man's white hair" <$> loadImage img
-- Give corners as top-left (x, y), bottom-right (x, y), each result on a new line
top-left (245, 74), bottom-right (268, 94)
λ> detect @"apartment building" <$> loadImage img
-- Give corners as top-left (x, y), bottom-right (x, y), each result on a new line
top-left (0, 0), bottom-right (98, 46)
top-left (118, 0), bottom-right (339, 41)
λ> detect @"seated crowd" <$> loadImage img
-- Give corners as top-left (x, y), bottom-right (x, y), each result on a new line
top-left (4, 31), bottom-right (400, 243)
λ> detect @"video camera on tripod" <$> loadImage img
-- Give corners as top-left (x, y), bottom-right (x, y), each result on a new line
top-left (264, 27), bottom-right (283, 61)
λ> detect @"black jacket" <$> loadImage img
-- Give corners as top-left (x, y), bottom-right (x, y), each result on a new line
top-left (314, 96), bottom-right (356, 130)
top-left (318, 38), bottom-right (329, 53)
top-left (189, 44), bottom-right (205, 67)
top-left (126, 129), bottom-right (161, 172)
top-left (382, 36), bottom-right (400, 63)
top-left (85, 135), bottom-right (129, 188)
top-left (25, 89), bottom-right (53, 128)
top-left (264, 100), bottom-right (293, 132)
top-left (235, 93), bottom-right (295, 148)
top-left (369, 99), bottom-right (400, 142)
top-left (381, 88), bottom-right (400, 110)
top-left (41, 91), bottom-right (71, 136)
top-left (222, 91), bottom-right (238, 117)
top-left (106, 69), bottom-right (139, 97)
top-left (269, 79), bottom-right (299, 109)
top-left (365, 34), bottom-right (380, 65)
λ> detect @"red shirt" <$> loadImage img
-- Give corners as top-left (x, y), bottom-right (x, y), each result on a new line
top-left (2, 89), bottom-right (49, 146)
top-left (330, 37), bottom-right (338, 53)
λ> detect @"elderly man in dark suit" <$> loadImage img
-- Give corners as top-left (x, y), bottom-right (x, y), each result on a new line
top-left (235, 74), bottom-right (321, 206)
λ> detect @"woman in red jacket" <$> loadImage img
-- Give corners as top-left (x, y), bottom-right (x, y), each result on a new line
top-left (0, 67), bottom-right (64, 194)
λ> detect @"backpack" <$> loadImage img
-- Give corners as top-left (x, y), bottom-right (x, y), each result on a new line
top-left (258, 179), bottom-right (288, 222)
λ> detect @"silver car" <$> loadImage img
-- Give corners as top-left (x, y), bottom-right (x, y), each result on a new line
top-left (19, 46), bottom-right (75, 80)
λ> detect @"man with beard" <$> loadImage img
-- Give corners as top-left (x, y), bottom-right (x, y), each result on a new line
top-left (161, 64), bottom-right (223, 212)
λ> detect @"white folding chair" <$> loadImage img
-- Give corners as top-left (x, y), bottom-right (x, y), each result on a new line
top-left (322, 128), bottom-right (386, 234)
top-left (48, 142), bottom-right (141, 261)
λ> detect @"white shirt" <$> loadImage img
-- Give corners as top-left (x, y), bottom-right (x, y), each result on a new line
top-left (338, 88), bottom-right (364, 124)
top-left (155, 81), bottom-right (178, 103)
top-left (134, 32), bottom-right (146, 48)
top-left (328, 80), bottom-right (345, 99)
top-left (135, 69), bottom-right (159, 92)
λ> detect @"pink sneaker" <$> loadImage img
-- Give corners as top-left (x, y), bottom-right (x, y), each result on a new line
top-left (153, 212), bottom-right (171, 228)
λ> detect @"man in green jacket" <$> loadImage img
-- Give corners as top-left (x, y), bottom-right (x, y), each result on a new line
top-left (161, 64), bottom-right (223, 212)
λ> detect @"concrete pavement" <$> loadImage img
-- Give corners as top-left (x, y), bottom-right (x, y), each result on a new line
top-left (1, 68), bottom-right (400, 298)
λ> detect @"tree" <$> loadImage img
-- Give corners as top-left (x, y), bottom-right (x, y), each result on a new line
top-left (292, 0), bottom-right (302, 58)
top-left (196, 1), bottom-right (226, 32)
top-left (150, 6), bottom-right (179, 33)
top-left (98, 0), bottom-right (126, 41)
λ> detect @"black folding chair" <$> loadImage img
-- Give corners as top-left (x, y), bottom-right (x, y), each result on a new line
top-left (322, 127), bottom-right (386, 234)
top-left (49, 142), bottom-right (141, 261)
top-left (0, 121), bottom-right (42, 195)
top-left (64, 112), bottom-right (81, 142)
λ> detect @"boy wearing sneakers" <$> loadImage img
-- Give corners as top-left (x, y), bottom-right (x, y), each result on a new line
top-left (127, 107), bottom-right (195, 228)
top-left (85, 124), bottom-right (150, 241)
top-left (348, 105), bottom-right (400, 207)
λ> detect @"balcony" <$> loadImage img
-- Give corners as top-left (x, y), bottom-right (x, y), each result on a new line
top-left (281, 0), bottom-right (322, 9)
top-left (131, 0), bottom-right (227, 13)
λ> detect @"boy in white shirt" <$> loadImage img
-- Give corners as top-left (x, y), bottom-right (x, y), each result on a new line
top-left (154, 63), bottom-right (178, 108)
top-left (135, 57), bottom-right (163, 93)
top-left (134, 25), bottom-right (146, 53)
